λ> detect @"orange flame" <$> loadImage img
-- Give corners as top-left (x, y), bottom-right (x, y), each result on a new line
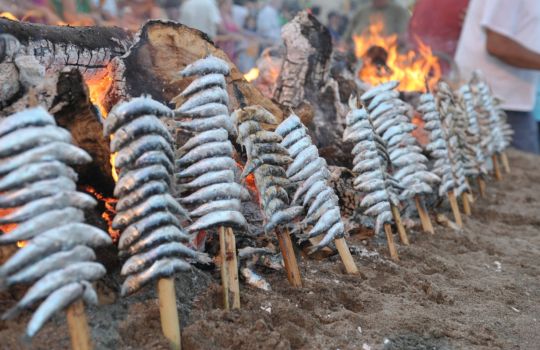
top-left (86, 68), bottom-right (113, 118)
top-left (83, 185), bottom-right (120, 241)
top-left (244, 68), bottom-right (260, 82)
top-left (0, 207), bottom-right (27, 248)
top-left (0, 12), bottom-right (18, 21)
top-left (353, 18), bottom-right (441, 92)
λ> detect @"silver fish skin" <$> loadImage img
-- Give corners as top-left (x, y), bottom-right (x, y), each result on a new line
top-left (237, 120), bottom-right (262, 141)
top-left (0, 192), bottom-right (96, 225)
top-left (0, 125), bottom-right (72, 158)
top-left (115, 135), bottom-right (174, 170)
top-left (176, 156), bottom-right (237, 178)
top-left (254, 164), bottom-right (287, 178)
top-left (368, 101), bottom-right (396, 120)
top-left (292, 168), bottom-right (330, 204)
top-left (382, 124), bottom-right (416, 141)
top-left (118, 212), bottom-right (181, 250)
top-left (242, 154), bottom-right (292, 178)
top-left (176, 128), bottom-right (229, 157)
top-left (4, 246), bottom-right (95, 288)
top-left (237, 247), bottom-right (273, 260)
top-left (286, 145), bottom-right (318, 177)
top-left (275, 114), bottom-right (302, 137)
top-left (361, 190), bottom-right (389, 208)
top-left (375, 210), bottom-right (393, 234)
top-left (304, 207), bottom-right (340, 239)
top-left (26, 282), bottom-right (84, 338)
top-left (307, 188), bottom-right (338, 217)
top-left (302, 180), bottom-right (328, 207)
top-left (253, 175), bottom-right (290, 192)
top-left (2, 262), bottom-right (106, 320)
top-left (287, 136), bottom-right (312, 158)
top-left (116, 181), bottom-right (169, 212)
top-left (251, 143), bottom-right (289, 157)
top-left (190, 198), bottom-right (241, 217)
top-left (122, 225), bottom-right (190, 256)
top-left (180, 55), bottom-right (230, 77)
top-left (309, 221), bottom-right (344, 253)
top-left (360, 80), bottom-right (399, 101)
top-left (352, 150), bottom-right (379, 166)
top-left (233, 106), bottom-right (278, 125)
top-left (177, 86), bottom-right (229, 112)
top-left (0, 107), bottom-right (55, 138)
top-left (113, 194), bottom-right (189, 230)
top-left (393, 163), bottom-right (427, 180)
top-left (176, 141), bottom-right (233, 167)
top-left (132, 151), bottom-right (175, 175)
top-left (389, 146), bottom-right (423, 162)
top-left (264, 206), bottom-right (304, 233)
top-left (0, 161), bottom-right (77, 192)
top-left (352, 158), bottom-right (383, 174)
top-left (345, 108), bottom-right (369, 126)
top-left (289, 157), bottom-right (326, 183)
top-left (81, 281), bottom-right (99, 305)
top-left (121, 242), bottom-right (210, 276)
top-left (174, 102), bottom-right (229, 119)
top-left (115, 165), bottom-right (171, 197)
top-left (281, 127), bottom-right (307, 148)
top-left (392, 153), bottom-right (428, 168)
top-left (343, 128), bottom-right (373, 143)
top-left (110, 115), bottom-right (174, 152)
top-left (0, 176), bottom-right (76, 208)
top-left (364, 201), bottom-right (391, 216)
top-left (177, 169), bottom-right (235, 193)
top-left (302, 200), bottom-right (336, 226)
top-left (354, 179), bottom-right (385, 192)
top-left (387, 133), bottom-right (416, 148)
top-left (180, 183), bottom-right (249, 205)
top-left (0, 207), bottom-right (84, 244)
top-left (180, 73), bottom-right (226, 97)
top-left (264, 197), bottom-right (286, 217)
top-left (121, 258), bottom-right (191, 296)
top-left (104, 96), bottom-right (172, 136)
top-left (367, 90), bottom-right (400, 111)
top-left (187, 210), bottom-right (247, 232)
top-left (262, 186), bottom-right (289, 207)
top-left (353, 170), bottom-right (383, 187)
top-left (400, 183), bottom-right (433, 198)
top-left (0, 142), bottom-right (91, 176)
top-left (176, 114), bottom-right (237, 137)
top-left (374, 115), bottom-right (409, 135)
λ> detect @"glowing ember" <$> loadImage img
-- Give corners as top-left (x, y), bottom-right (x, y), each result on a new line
top-left (86, 68), bottom-right (113, 117)
top-left (0, 207), bottom-right (17, 235)
top-left (16, 241), bottom-right (27, 248)
top-left (110, 152), bottom-right (119, 182)
top-left (244, 68), bottom-right (260, 82)
top-left (353, 18), bottom-right (441, 92)
top-left (83, 185), bottom-right (119, 241)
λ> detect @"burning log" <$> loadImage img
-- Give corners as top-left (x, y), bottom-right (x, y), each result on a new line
top-left (275, 114), bottom-right (359, 274)
top-left (0, 107), bottom-right (112, 345)
top-left (174, 56), bottom-right (247, 309)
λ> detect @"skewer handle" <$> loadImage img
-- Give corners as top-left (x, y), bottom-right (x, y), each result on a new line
top-left (492, 154), bottom-right (502, 181)
top-left (157, 278), bottom-right (182, 350)
top-left (66, 300), bottom-right (93, 350)
top-left (447, 191), bottom-right (463, 228)
top-left (218, 227), bottom-right (240, 309)
top-left (390, 205), bottom-right (410, 245)
top-left (477, 177), bottom-right (486, 198)
top-left (276, 228), bottom-right (302, 287)
top-left (461, 192), bottom-right (472, 215)
top-left (383, 224), bottom-right (399, 262)
top-left (334, 237), bottom-right (359, 274)
top-left (500, 152), bottom-right (511, 174)
top-left (414, 195), bottom-right (434, 234)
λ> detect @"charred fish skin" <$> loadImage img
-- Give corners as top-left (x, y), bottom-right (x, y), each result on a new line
top-left (114, 164), bottom-right (171, 197)
top-left (179, 55), bottom-right (230, 78)
top-left (115, 135), bottom-right (175, 170)
top-left (0, 107), bottom-right (55, 138)
top-left (110, 115), bottom-right (174, 153)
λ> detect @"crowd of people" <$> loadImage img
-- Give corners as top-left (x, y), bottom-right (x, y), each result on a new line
top-left (1, 0), bottom-right (539, 153)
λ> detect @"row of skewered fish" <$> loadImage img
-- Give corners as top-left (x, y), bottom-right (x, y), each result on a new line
top-left (104, 97), bottom-right (208, 297)
top-left (343, 98), bottom-right (402, 234)
top-left (174, 55), bottom-right (249, 232)
top-left (233, 106), bottom-right (303, 234)
top-left (0, 108), bottom-right (111, 337)
top-left (359, 81), bottom-right (440, 202)
top-left (275, 114), bottom-right (346, 251)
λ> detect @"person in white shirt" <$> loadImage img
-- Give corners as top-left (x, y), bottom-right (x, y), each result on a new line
top-left (256, 0), bottom-right (283, 46)
top-left (455, 0), bottom-right (540, 154)
top-left (179, 0), bottom-right (222, 39)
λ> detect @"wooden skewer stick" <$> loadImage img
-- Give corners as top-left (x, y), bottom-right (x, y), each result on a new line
top-left (500, 152), bottom-right (511, 174)
top-left (334, 237), bottom-right (359, 274)
top-left (464, 178), bottom-right (474, 205)
top-left (414, 195), bottom-right (434, 234)
top-left (492, 154), bottom-right (502, 181)
top-left (66, 300), bottom-right (93, 350)
top-left (157, 278), bottom-right (182, 350)
top-left (276, 227), bottom-right (302, 287)
top-left (390, 205), bottom-right (409, 245)
top-left (461, 192), bottom-right (472, 215)
top-left (383, 224), bottom-right (399, 262)
top-left (447, 191), bottom-right (463, 228)
top-left (218, 226), bottom-right (240, 309)
top-left (477, 177), bottom-right (486, 198)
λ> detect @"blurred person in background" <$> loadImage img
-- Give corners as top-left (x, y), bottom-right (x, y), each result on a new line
top-left (327, 11), bottom-right (344, 44)
top-left (158, 0), bottom-right (181, 21)
top-left (215, 0), bottom-right (244, 61)
top-left (118, 0), bottom-right (165, 31)
top-left (455, 0), bottom-right (540, 154)
top-left (256, 0), bottom-right (283, 46)
top-left (179, 0), bottom-right (222, 39)
top-left (343, 0), bottom-right (410, 42)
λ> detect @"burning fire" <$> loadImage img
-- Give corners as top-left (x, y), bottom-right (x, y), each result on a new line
top-left (353, 18), bottom-right (441, 92)
top-left (244, 68), bottom-right (260, 82)
top-left (0, 12), bottom-right (18, 21)
top-left (86, 67), bottom-right (113, 117)
top-left (83, 186), bottom-right (120, 241)
top-left (0, 207), bottom-right (27, 248)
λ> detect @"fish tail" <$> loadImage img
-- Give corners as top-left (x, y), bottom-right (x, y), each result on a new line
top-left (2, 305), bottom-right (22, 320)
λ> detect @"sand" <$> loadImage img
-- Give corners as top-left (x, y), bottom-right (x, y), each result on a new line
top-left (1, 149), bottom-right (539, 349)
